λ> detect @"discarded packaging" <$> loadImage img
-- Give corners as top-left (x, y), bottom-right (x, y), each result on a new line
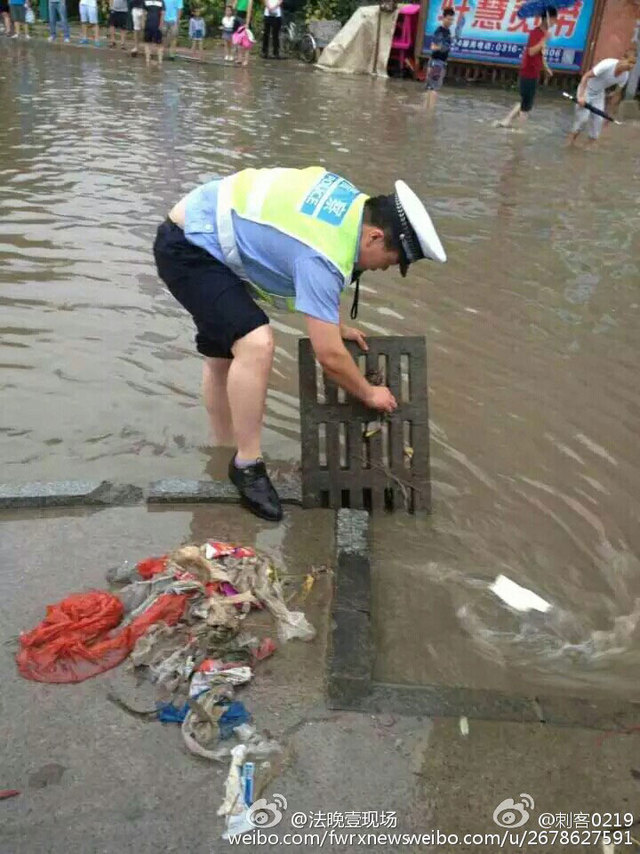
top-left (251, 638), bottom-right (277, 661)
top-left (157, 702), bottom-right (190, 723)
top-left (218, 744), bottom-right (248, 817)
top-left (490, 574), bottom-right (552, 613)
top-left (190, 666), bottom-right (252, 699)
top-left (17, 535), bottom-right (315, 767)
top-left (241, 761), bottom-right (255, 806)
top-left (219, 701), bottom-right (252, 739)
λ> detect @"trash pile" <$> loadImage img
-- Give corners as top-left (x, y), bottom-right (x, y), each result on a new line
top-left (16, 540), bottom-right (317, 771)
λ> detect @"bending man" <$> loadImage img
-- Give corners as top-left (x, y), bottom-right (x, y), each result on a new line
top-left (568, 46), bottom-right (637, 146)
top-left (154, 167), bottom-right (446, 521)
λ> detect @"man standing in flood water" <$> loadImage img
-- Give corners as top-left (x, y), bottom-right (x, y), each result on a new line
top-left (496, 8), bottom-right (557, 129)
top-left (154, 167), bottom-right (446, 521)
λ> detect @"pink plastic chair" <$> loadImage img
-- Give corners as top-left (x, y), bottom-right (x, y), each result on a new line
top-left (389, 3), bottom-right (421, 71)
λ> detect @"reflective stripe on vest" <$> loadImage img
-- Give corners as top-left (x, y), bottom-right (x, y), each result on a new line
top-left (216, 167), bottom-right (367, 310)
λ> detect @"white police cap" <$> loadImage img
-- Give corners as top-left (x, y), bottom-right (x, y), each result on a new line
top-left (394, 180), bottom-right (446, 274)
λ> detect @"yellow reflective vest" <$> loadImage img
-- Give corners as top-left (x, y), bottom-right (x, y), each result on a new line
top-left (216, 166), bottom-right (368, 312)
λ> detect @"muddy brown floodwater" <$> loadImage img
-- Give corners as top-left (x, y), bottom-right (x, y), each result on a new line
top-left (1, 41), bottom-right (639, 698)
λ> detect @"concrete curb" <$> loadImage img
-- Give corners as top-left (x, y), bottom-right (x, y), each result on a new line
top-left (327, 509), bottom-right (374, 707)
top-left (148, 478), bottom-right (302, 505)
top-left (0, 478), bottom-right (302, 510)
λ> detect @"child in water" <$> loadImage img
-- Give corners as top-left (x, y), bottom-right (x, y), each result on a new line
top-left (221, 4), bottom-right (234, 61)
top-left (189, 7), bottom-right (206, 57)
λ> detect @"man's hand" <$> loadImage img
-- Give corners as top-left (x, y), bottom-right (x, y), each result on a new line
top-left (306, 316), bottom-right (396, 409)
top-left (578, 95), bottom-right (586, 107)
top-left (544, 66), bottom-right (553, 78)
top-left (340, 325), bottom-right (369, 351)
top-left (366, 386), bottom-right (397, 413)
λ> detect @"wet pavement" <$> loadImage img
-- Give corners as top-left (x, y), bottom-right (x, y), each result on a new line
top-left (3, 504), bottom-right (640, 853)
top-left (2, 40), bottom-right (640, 711)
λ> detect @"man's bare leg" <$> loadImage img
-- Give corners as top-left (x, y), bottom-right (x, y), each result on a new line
top-left (496, 102), bottom-right (520, 128)
top-left (202, 357), bottom-right (234, 445)
top-left (226, 324), bottom-right (274, 461)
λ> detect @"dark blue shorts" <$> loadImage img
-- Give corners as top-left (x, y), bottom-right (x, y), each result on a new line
top-left (153, 219), bottom-right (269, 359)
top-left (144, 23), bottom-right (162, 42)
top-left (519, 76), bottom-right (538, 112)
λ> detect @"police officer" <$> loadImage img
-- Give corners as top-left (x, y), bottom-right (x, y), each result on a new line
top-left (154, 166), bottom-right (446, 522)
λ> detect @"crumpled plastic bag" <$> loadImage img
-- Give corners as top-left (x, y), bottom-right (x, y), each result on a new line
top-left (272, 607), bottom-right (316, 642)
top-left (218, 744), bottom-right (247, 817)
top-left (226, 556), bottom-right (316, 642)
top-left (189, 666), bottom-right (252, 699)
top-left (157, 701), bottom-right (189, 723)
top-left (218, 701), bottom-right (252, 739)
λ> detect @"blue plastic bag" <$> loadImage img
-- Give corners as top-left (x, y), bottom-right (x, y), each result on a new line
top-left (156, 702), bottom-right (189, 723)
top-left (218, 701), bottom-right (251, 739)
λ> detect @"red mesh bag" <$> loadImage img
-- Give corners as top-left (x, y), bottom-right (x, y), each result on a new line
top-left (136, 555), bottom-right (169, 579)
top-left (16, 590), bottom-right (188, 683)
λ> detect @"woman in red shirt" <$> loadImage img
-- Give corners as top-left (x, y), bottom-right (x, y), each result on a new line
top-left (496, 7), bottom-right (557, 128)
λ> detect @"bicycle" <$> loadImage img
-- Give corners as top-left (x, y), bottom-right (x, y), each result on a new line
top-left (280, 18), bottom-right (318, 63)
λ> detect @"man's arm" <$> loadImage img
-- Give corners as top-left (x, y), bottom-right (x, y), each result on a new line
top-left (305, 316), bottom-right (397, 413)
top-left (576, 68), bottom-right (595, 105)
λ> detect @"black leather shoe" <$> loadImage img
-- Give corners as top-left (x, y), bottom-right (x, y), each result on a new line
top-left (228, 456), bottom-right (283, 522)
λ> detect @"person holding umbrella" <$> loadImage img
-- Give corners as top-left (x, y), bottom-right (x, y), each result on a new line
top-left (495, 4), bottom-right (558, 129)
top-left (568, 46), bottom-right (637, 146)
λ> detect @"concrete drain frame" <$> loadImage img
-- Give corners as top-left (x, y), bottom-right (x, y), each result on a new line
top-left (1, 492), bottom-right (637, 730)
top-left (329, 509), bottom-right (640, 731)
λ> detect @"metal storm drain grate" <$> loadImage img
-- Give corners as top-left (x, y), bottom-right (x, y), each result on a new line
top-left (298, 336), bottom-right (431, 513)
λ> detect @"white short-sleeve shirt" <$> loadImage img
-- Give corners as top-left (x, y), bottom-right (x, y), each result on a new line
top-left (586, 58), bottom-right (629, 98)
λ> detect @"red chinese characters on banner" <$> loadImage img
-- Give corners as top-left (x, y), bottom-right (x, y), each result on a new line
top-left (507, 0), bottom-right (581, 35)
top-left (506, 11), bottom-right (534, 32)
top-left (471, 0), bottom-right (510, 30)
top-left (507, 0), bottom-right (536, 32)
top-left (553, 2), bottom-right (580, 38)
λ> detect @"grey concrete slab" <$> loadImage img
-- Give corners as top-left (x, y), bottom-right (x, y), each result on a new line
top-left (334, 509), bottom-right (371, 613)
top-left (360, 683), bottom-right (539, 723)
top-left (336, 508), bottom-right (370, 556)
top-left (148, 477), bottom-right (303, 506)
top-left (0, 480), bottom-right (144, 510)
top-left (535, 694), bottom-right (640, 731)
top-left (421, 717), bottom-right (640, 852)
top-left (329, 510), bottom-right (374, 708)
top-left (0, 504), bottom-right (336, 853)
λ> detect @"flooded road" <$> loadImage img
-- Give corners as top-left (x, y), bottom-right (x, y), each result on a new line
top-left (2, 41), bottom-right (640, 698)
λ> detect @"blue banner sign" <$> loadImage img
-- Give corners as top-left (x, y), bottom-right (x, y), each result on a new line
top-left (423, 0), bottom-right (594, 72)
